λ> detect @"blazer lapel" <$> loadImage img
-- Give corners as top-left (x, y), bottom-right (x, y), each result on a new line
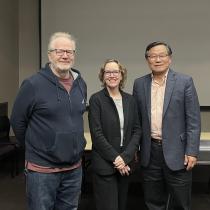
top-left (163, 69), bottom-right (176, 117)
top-left (122, 92), bottom-right (129, 134)
top-left (144, 75), bottom-right (152, 124)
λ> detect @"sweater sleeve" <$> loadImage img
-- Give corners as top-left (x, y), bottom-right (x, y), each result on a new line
top-left (10, 79), bottom-right (35, 147)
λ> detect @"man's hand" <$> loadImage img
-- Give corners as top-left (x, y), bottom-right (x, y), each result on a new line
top-left (184, 155), bottom-right (197, 171)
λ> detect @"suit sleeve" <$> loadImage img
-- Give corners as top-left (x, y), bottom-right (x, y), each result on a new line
top-left (10, 80), bottom-right (35, 147)
top-left (185, 77), bottom-right (201, 156)
top-left (88, 95), bottom-right (119, 162)
top-left (133, 80), bottom-right (143, 127)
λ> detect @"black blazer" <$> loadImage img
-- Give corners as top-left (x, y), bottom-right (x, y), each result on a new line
top-left (88, 88), bottom-right (141, 175)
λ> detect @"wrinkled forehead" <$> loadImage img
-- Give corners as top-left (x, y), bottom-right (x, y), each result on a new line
top-left (50, 37), bottom-right (75, 50)
top-left (104, 61), bottom-right (120, 70)
top-left (148, 44), bottom-right (168, 54)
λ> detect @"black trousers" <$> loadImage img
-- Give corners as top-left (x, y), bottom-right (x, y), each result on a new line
top-left (142, 141), bottom-right (192, 210)
top-left (92, 171), bottom-right (129, 210)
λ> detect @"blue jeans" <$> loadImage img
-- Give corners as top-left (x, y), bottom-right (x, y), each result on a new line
top-left (25, 166), bottom-right (82, 210)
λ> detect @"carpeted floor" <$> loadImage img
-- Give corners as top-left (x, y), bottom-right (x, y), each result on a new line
top-left (0, 153), bottom-right (210, 210)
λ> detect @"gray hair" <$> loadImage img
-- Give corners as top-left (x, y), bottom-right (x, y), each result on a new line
top-left (48, 32), bottom-right (76, 51)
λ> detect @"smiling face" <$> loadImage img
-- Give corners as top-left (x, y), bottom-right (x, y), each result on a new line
top-left (146, 44), bottom-right (172, 76)
top-left (103, 61), bottom-right (122, 90)
top-left (48, 37), bottom-right (75, 76)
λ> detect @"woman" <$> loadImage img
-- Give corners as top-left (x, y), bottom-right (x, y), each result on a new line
top-left (88, 59), bottom-right (141, 210)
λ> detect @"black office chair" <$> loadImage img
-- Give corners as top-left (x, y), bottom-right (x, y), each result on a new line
top-left (0, 115), bottom-right (19, 177)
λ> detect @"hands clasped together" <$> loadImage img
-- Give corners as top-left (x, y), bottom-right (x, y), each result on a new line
top-left (113, 155), bottom-right (130, 176)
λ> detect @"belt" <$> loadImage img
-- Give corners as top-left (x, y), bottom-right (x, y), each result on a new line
top-left (151, 138), bottom-right (162, 145)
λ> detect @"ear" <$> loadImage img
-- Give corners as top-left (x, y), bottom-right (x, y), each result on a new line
top-left (48, 52), bottom-right (52, 63)
top-left (168, 55), bottom-right (172, 64)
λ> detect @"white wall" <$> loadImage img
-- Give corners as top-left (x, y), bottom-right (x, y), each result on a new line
top-left (0, 0), bottom-right (209, 131)
top-left (201, 112), bottom-right (210, 132)
top-left (41, 0), bottom-right (210, 106)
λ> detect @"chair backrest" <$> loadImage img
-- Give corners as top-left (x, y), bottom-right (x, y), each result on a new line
top-left (0, 116), bottom-right (10, 140)
top-left (0, 102), bottom-right (8, 116)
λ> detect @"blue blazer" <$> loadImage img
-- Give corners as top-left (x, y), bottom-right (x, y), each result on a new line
top-left (133, 69), bottom-right (201, 171)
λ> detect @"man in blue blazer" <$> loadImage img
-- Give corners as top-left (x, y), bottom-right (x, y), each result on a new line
top-left (133, 41), bottom-right (201, 210)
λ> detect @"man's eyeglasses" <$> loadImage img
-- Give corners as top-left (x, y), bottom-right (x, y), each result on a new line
top-left (147, 54), bottom-right (169, 61)
top-left (104, 70), bottom-right (121, 77)
top-left (49, 49), bottom-right (76, 56)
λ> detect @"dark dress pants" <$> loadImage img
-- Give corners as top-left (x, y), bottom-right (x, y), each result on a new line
top-left (92, 171), bottom-right (129, 210)
top-left (142, 141), bottom-right (192, 210)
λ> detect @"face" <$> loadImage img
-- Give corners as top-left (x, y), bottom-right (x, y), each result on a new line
top-left (48, 37), bottom-right (75, 74)
top-left (103, 62), bottom-right (122, 90)
top-left (146, 45), bottom-right (171, 76)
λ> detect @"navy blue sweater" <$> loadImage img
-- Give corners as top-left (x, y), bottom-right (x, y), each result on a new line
top-left (10, 64), bottom-right (87, 167)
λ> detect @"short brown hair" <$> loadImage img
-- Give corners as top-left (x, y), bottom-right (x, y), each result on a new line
top-left (98, 59), bottom-right (127, 89)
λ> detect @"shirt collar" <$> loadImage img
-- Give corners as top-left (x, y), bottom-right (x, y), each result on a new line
top-left (151, 69), bottom-right (169, 85)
